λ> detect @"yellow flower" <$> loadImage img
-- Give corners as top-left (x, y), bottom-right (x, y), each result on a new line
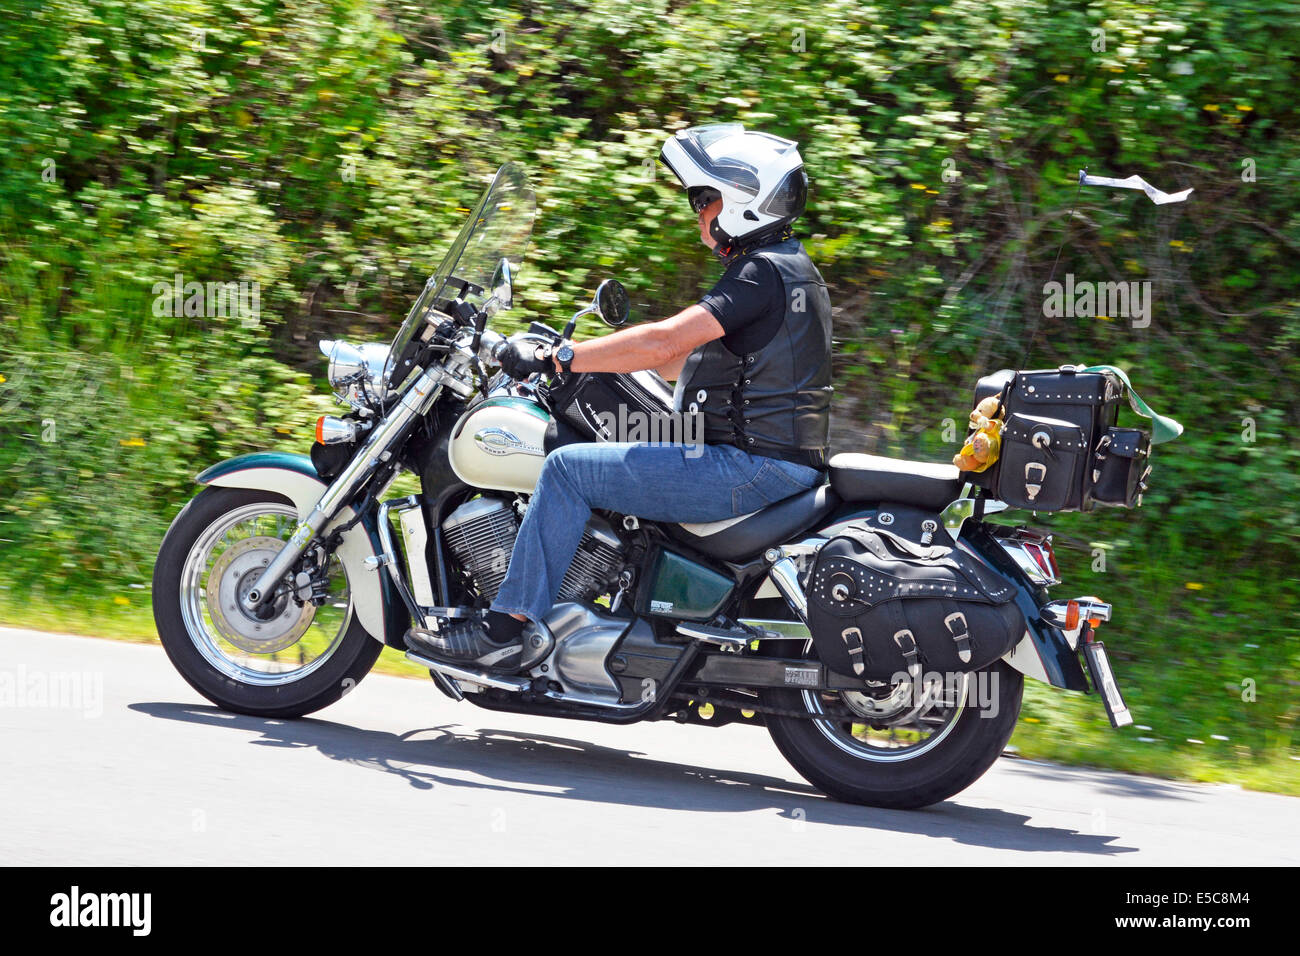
top-left (1185, 582), bottom-right (1205, 590)
top-left (1054, 74), bottom-right (1070, 83)
top-left (113, 596), bottom-right (130, 606)
top-left (120, 437), bottom-right (146, 447)
top-left (910, 183), bottom-right (927, 190)
top-left (1203, 104), bottom-right (1220, 112)
top-left (0, 373), bottom-right (5, 383)
top-left (1236, 104), bottom-right (1253, 112)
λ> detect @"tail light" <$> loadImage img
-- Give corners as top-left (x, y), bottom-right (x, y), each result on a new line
top-left (996, 529), bottom-right (1061, 586)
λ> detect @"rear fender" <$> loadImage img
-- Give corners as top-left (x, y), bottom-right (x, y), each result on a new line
top-left (960, 523), bottom-right (1089, 690)
top-left (195, 452), bottom-right (409, 647)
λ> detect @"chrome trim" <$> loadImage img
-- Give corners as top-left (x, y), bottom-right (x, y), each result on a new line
top-left (403, 652), bottom-right (531, 693)
top-left (940, 495), bottom-right (1008, 539)
top-left (765, 554), bottom-right (809, 624)
top-left (542, 688), bottom-right (643, 710)
top-left (535, 602), bottom-right (626, 702)
top-left (319, 340), bottom-right (393, 408)
top-left (242, 367), bottom-right (445, 609)
top-left (376, 498), bottom-right (422, 625)
top-left (1040, 596), bottom-right (1112, 650)
top-left (178, 501), bottom-right (353, 687)
top-left (675, 623), bottom-right (748, 650)
top-left (394, 497), bottom-right (437, 607)
top-left (738, 618), bottom-right (812, 640)
top-left (316, 415), bottom-right (360, 444)
top-left (998, 537), bottom-right (1061, 587)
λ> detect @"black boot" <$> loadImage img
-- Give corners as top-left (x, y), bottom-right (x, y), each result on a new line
top-left (405, 612), bottom-right (551, 675)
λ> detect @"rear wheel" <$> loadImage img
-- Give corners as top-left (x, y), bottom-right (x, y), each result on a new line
top-left (762, 654), bottom-right (1023, 809)
top-left (152, 486), bottom-right (382, 717)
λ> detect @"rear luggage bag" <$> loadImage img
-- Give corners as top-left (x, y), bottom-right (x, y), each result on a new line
top-left (965, 364), bottom-right (1172, 512)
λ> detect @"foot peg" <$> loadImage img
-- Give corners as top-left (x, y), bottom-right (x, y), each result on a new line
top-left (404, 649), bottom-right (532, 693)
top-left (675, 622), bottom-right (751, 652)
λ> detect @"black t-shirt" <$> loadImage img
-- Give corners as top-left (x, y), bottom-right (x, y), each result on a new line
top-left (697, 255), bottom-right (785, 354)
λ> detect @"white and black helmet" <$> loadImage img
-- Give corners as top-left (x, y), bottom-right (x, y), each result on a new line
top-left (660, 123), bottom-right (808, 251)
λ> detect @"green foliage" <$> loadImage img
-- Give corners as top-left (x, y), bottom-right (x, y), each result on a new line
top-left (0, 0), bottom-right (1296, 788)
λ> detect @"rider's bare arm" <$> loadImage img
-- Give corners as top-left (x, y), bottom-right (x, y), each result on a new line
top-left (654, 349), bottom-right (691, 381)
top-left (551, 304), bottom-right (722, 376)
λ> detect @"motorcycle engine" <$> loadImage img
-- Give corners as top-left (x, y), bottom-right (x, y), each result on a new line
top-left (441, 496), bottom-right (625, 604)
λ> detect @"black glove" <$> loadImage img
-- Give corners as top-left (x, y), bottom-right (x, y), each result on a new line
top-left (497, 335), bottom-right (553, 379)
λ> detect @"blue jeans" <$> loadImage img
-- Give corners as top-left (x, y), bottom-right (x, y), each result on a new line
top-left (491, 442), bottom-right (824, 624)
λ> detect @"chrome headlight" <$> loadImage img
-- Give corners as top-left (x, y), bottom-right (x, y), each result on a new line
top-left (319, 340), bottom-right (392, 408)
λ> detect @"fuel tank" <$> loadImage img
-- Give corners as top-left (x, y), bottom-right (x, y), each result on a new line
top-left (447, 395), bottom-right (550, 493)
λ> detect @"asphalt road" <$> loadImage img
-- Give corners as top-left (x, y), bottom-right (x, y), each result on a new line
top-left (1, 626), bottom-right (1295, 866)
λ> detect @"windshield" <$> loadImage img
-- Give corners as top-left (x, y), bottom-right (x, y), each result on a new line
top-left (386, 163), bottom-right (536, 384)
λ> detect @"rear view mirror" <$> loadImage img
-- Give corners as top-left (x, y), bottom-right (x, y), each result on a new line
top-left (594, 279), bottom-right (630, 327)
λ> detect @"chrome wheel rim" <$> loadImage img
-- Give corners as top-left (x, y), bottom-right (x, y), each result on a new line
top-left (179, 502), bottom-right (353, 686)
top-left (799, 642), bottom-right (968, 763)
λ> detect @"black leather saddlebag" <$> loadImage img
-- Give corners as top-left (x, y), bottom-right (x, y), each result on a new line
top-left (807, 525), bottom-right (1024, 682)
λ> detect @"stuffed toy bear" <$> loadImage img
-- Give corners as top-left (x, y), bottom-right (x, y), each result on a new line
top-left (952, 396), bottom-right (1003, 472)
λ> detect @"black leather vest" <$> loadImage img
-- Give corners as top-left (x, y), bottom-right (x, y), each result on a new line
top-left (674, 238), bottom-right (833, 466)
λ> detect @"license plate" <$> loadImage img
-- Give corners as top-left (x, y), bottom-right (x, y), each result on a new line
top-left (1082, 640), bottom-right (1133, 728)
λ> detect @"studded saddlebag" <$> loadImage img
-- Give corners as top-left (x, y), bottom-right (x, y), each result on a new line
top-left (966, 366), bottom-right (1131, 511)
top-left (806, 525), bottom-right (1025, 682)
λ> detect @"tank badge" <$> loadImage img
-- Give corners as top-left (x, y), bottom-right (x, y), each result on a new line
top-left (473, 427), bottom-right (544, 457)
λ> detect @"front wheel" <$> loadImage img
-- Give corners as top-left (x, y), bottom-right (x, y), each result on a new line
top-left (152, 486), bottom-right (382, 718)
top-left (762, 660), bottom-right (1023, 809)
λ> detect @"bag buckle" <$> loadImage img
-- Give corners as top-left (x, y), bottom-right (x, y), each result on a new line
top-left (1024, 462), bottom-right (1047, 501)
top-left (840, 626), bottom-right (866, 676)
top-left (893, 628), bottom-right (922, 680)
top-left (943, 611), bottom-right (973, 663)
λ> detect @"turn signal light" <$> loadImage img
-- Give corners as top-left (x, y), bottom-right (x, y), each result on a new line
top-left (315, 415), bottom-right (358, 445)
top-left (1064, 600), bottom-right (1080, 631)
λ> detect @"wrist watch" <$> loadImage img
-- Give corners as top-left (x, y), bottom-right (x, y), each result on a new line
top-left (556, 342), bottom-right (575, 375)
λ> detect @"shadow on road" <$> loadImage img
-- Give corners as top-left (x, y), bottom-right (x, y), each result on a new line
top-left (131, 701), bottom-right (1139, 856)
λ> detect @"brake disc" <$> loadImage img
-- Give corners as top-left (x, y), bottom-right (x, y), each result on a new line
top-left (205, 536), bottom-right (315, 655)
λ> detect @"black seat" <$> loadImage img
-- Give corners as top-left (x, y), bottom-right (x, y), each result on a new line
top-left (666, 484), bottom-right (841, 562)
top-left (828, 453), bottom-right (964, 511)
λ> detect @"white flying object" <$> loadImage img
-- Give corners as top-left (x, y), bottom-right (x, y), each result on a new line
top-left (1078, 169), bottom-right (1193, 204)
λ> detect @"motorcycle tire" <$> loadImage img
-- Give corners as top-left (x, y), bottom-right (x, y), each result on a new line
top-left (761, 660), bottom-right (1023, 809)
top-left (152, 486), bottom-right (382, 718)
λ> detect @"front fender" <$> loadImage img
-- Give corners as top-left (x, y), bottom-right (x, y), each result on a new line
top-left (196, 452), bottom-right (409, 647)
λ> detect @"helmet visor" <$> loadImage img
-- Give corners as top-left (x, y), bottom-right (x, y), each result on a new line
top-left (688, 186), bottom-right (722, 214)
top-left (667, 124), bottom-right (761, 198)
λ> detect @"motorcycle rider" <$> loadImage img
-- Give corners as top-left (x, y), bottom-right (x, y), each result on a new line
top-left (406, 124), bottom-right (834, 673)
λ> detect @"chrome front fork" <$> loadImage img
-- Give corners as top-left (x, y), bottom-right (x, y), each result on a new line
top-left (241, 368), bottom-right (447, 611)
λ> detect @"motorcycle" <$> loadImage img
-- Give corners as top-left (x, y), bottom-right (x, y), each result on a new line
top-left (152, 162), bottom-right (1137, 809)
